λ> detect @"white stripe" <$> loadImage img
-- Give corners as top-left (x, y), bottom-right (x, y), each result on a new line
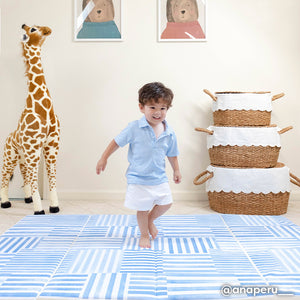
top-left (77, 1), bottom-right (95, 30)
top-left (111, 250), bottom-right (121, 272)
top-left (103, 250), bottom-right (113, 273)
top-left (94, 250), bottom-right (105, 272)
top-left (70, 250), bottom-right (83, 273)
top-left (100, 274), bottom-right (111, 299)
top-left (111, 274), bottom-right (121, 299)
top-left (78, 249), bottom-right (91, 273)
top-left (87, 249), bottom-right (98, 272)
top-left (185, 32), bottom-right (196, 39)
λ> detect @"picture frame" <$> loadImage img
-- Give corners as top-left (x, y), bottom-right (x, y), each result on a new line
top-left (74, 0), bottom-right (123, 42)
top-left (158, 0), bottom-right (207, 42)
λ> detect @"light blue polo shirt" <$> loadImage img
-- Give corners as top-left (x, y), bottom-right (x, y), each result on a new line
top-left (114, 116), bottom-right (179, 185)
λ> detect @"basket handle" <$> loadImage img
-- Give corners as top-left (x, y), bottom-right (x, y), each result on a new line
top-left (195, 127), bottom-right (214, 135)
top-left (203, 89), bottom-right (217, 101)
top-left (278, 126), bottom-right (293, 134)
top-left (290, 172), bottom-right (300, 187)
top-left (193, 170), bottom-right (214, 185)
top-left (272, 93), bottom-right (285, 101)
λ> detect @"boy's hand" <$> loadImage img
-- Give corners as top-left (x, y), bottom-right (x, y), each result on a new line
top-left (96, 140), bottom-right (119, 175)
top-left (96, 158), bottom-right (107, 175)
top-left (173, 170), bottom-right (182, 184)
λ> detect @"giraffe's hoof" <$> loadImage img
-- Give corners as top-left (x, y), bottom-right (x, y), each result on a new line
top-left (25, 197), bottom-right (33, 204)
top-left (34, 210), bottom-right (45, 215)
top-left (49, 206), bottom-right (60, 213)
top-left (1, 202), bottom-right (12, 209)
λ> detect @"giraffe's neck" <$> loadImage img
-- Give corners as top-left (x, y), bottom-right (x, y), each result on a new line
top-left (22, 42), bottom-right (53, 122)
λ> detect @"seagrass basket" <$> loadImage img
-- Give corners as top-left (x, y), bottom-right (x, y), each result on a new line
top-left (193, 163), bottom-right (300, 215)
top-left (204, 89), bottom-right (285, 127)
top-left (207, 191), bottom-right (289, 215)
top-left (195, 125), bottom-right (293, 168)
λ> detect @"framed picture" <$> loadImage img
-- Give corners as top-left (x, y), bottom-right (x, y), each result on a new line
top-left (74, 0), bottom-right (123, 41)
top-left (158, 0), bottom-right (207, 42)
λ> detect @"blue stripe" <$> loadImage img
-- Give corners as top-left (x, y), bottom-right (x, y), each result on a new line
top-left (40, 292), bottom-right (80, 297)
top-left (106, 273), bottom-right (116, 299)
top-left (206, 237), bottom-right (213, 248)
top-left (176, 238), bottom-right (182, 253)
top-left (0, 292), bottom-right (38, 297)
top-left (191, 238), bottom-right (199, 253)
top-left (168, 238), bottom-right (174, 253)
top-left (198, 238), bottom-right (207, 253)
top-left (83, 273), bottom-right (96, 298)
top-left (118, 273), bottom-right (127, 299)
top-left (183, 238), bottom-right (191, 253)
top-left (7, 237), bottom-right (22, 252)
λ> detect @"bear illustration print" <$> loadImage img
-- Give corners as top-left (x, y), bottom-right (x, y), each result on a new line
top-left (161, 0), bottom-right (205, 40)
top-left (76, 0), bottom-right (121, 39)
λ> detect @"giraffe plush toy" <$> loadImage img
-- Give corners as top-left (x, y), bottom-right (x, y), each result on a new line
top-left (0, 24), bottom-right (60, 215)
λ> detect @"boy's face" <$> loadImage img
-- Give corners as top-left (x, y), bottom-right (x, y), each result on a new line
top-left (139, 99), bottom-right (169, 127)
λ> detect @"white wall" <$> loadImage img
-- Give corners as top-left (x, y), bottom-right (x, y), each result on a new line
top-left (1, 0), bottom-right (300, 201)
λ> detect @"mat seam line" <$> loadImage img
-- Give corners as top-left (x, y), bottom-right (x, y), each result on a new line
top-left (36, 215), bottom-right (92, 299)
top-left (220, 215), bottom-right (269, 286)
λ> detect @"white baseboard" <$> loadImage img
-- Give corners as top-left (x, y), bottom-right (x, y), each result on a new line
top-left (56, 190), bottom-right (207, 201)
top-left (57, 190), bottom-right (126, 201)
top-left (288, 191), bottom-right (300, 201)
top-left (55, 189), bottom-right (300, 201)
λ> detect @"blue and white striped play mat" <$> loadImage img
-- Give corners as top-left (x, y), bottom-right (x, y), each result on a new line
top-left (0, 214), bottom-right (299, 299)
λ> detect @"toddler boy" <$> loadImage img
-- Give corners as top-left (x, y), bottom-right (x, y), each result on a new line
top-left (96, 82), bottom-right (181, 248)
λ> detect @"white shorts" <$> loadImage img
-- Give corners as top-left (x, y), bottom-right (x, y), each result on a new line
top-left (125, 182), bottom-right (173, 211)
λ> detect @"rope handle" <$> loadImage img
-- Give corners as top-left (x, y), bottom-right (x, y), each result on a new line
top-left (203, 89), bottom-right (217, 101)
top-left (272, 93), bottom-right (285, 101)
top-left (203, 90), bottom-right (283, 101)
top-left (278, 126), bottom-right (293, 134)
top-left (193, 170), bottom-right (214, 185)
top-left (290, 173), bottom-right (300, 187)
top-left (195, 127), bottom-right (214, 135)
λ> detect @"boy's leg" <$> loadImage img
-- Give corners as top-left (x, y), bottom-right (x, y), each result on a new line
top-left (136, 210), bottom-right (151, 248)
top-left (148, 203), bottom-right (172, 239)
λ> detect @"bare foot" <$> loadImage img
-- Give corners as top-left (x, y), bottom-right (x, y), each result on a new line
top-left (139, 235), bottom-right (151, 248)
top-left (148, 222), bottom-right (158, 240)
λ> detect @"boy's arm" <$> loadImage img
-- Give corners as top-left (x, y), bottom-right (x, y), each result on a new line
top-left (167, 156), bottom-right (182, 184)
top-left (96, 139), bottom-right (119, 174)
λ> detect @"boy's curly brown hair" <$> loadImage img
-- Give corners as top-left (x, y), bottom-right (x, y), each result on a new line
top-left (138, 82), bottom-right (174, 108)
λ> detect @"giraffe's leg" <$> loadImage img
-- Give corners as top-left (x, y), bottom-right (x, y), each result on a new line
top-left (19, 153), bottom-right (32, 204)
top-left (24, 148), bottom-right (45, 215)
top-left (1, 138), bottom-right (18, 208)
top-left (43, 134), bottom-right (60, 214)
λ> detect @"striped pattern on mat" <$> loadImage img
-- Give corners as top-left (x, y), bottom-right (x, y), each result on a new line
top-left (0, 214), bottom-right (299, 299)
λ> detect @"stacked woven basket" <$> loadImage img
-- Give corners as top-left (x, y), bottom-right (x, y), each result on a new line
top-left (193, 89), bottom-right (300, 215)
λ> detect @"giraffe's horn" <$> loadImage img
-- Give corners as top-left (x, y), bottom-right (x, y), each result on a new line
top-left (42, 27), bottom-right (52, 36)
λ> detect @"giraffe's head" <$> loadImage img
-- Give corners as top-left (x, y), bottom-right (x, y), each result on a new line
top-left (22, 24), bottom-right (52, 47)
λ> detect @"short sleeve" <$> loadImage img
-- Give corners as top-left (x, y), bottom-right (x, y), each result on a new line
top-left (166, 133), bottom-right (179, 157)
top-left (114, 122), bottom-right (134, 147)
